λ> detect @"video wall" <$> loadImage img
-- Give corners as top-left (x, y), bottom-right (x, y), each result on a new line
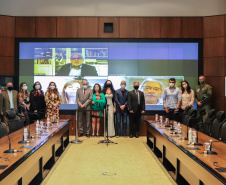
top-left (16, 39), bottom-right (201, 110)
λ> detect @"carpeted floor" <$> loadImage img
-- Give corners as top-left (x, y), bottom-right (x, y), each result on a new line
top-left (42, 136), bottom-right (175, 185)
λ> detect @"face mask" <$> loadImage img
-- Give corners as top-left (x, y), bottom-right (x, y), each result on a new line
top-left (106, 84), bottom-right (111, 87)
top-left (199, 80), bottom-right (204, 84)
top-left (183, 85), bottom-right (187, 89)
top-left (50, 86), bottom-right (55, 90)
top-left (35, 85), bottom-right (40, 90)
top-left (134, 86), bottom-right (139, 90)
top-left (169, 83), bottom-right (175, 87)
top-left (7, 86), bottom-right (13, 91)
top-left (22, 86), bottom-right (28, 91)
top-left (121, 85), bottom-right (126, 89)
top-left (83, 85), bottom-right (88, 89)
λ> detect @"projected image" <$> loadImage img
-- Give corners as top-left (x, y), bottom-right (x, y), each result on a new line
top-left (34, 48), bottom-right (108, 77)
top-left (108, 76), bottom-right (184, 105)
top-left (34, 76), bottom-right (108, 104)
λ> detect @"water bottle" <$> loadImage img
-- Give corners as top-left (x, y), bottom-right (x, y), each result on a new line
top-left (47, 120), bottom-right (50, 128)
top-left (188, 128), bottom-right (192, 143)
top-left (36, 121), bottom-right (40, 135)
top-left (155, 114), bottom-right (158, 122)
top-left (53, 114), bottom-right (57, 123)
top-left (24, 128), bottom-right (28, 141)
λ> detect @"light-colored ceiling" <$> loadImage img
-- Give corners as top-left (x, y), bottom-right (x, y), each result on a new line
top-left (0, 0), bottom-right (225, 17)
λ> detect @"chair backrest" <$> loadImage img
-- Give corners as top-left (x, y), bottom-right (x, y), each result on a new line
top-left (4, 110), bottom-right (24, 134)
top-left (20, 105), bottom-right (30, 126)
top-left (200, 109), bottom-right (216, 135)
top-left (181, 106), bottom-right (192, 123)
top-left (211, 111), bottom-right (225, 139)
top-left (183, 108), bottom-right (197, 126)
top-left (0, 122), bottom-right (8, 139)
top-left (221, 122), bottom-right (226, 142)
top-left (205, 109), bottom-right (216, 123)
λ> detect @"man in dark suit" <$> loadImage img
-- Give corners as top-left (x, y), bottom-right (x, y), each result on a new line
top-left (115, 80), bottom-right (128, 137)
top-left (56, 54), bottom-right (98, 76)
top-left (76, 79), bottom-right (93, 137)
top-left (0, 82), bottom-right (18, 116)
top-left (128, 82), bottom-right (145, 138)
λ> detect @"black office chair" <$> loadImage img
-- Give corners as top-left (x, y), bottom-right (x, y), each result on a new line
top-left (198, 109), bottom-right (216, 135)
top-left (19, 105), bottom-right (39, 126)
top-left (183, 108), bottom-right (198, 127)
top-left (10, 108), bottom-right (23, 122)
top-left (4, 110), bottom-right (24, 134)
top-left (210, 111), bottom-right (225, 140)
top-left (180, 106), bottom-right (192, 124)
top-left (0, 122), bottom-right (8, 138)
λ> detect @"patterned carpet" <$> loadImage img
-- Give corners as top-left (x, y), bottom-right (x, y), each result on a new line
top-left (42, 136), bottom-right (175, 185)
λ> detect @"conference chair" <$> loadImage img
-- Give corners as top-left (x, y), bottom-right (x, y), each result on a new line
top-left (4, 110), bottom-right (24, 134)
top-left (19, 105), bottom-right (39, 126)
top-left (220, 121), bottom-right (226, 142)
top-left (198, 109), bottom-right (216, 135)
top-left (0, 122), bottom-right (8, 138)
top-left (181, 106), bottom-right (192, 124)
top-left (210, 111), bottom-right (226, 140)
top-left (183, 108), bottom-right (198, 128)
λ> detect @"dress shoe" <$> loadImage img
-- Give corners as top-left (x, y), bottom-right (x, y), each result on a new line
top-left (78, 133), bottom-right (83, 137)
top-left (86, 134), bottom-right (90, 138)
top-left (130, 134), bottom-right (133, 138)
top-left (135, 134), bottom-right (139, 138)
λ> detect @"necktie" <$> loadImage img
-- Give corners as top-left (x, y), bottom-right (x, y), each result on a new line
top-left (83, 89), bottom-right (85, 98)
top-left (136, 90), bottom-right (140, 104)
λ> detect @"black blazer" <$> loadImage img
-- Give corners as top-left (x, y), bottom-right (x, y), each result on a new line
top-left (56, 63), bottom-right (98, 76)
top-left (30, 89), bottom-right (46, 112)
top-left (128, 90), bottom-right (145, 112)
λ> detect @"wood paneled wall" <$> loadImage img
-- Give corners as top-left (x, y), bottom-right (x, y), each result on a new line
top-left (203, 15), bottom-right (226, 112)
top-left (0, 15), bottom-right (225, 113)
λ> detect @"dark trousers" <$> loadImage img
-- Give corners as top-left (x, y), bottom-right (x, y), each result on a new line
top-left (166, 109), bottom-right (179, 122)
top-left (116, 111), bottom-right (128, 136)
top-left (129, 108), bottom-right (141, 136)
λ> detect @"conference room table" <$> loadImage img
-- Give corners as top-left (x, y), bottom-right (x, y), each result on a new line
top-left (146, 120), bottom-right (226, 185)
top-left (0, 119), bottom-right (70, 185)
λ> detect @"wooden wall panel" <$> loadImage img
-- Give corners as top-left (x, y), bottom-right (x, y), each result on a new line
top-left (98, 17), bottom-right (119, 38)
top-left (36, 17), bottom-right (57, 38)
top-left (0, 56), bottom-right (6, 75)
top-left (15, 17), bottom-right (35, 38)
top-left (204, 37), bottom-right (225, 57)
top-left (119, 17), bottom-right (140, 38)
top-left (204, 57), bottom-right (225, 76)
top-left (160, 17), bottom-right (182, 38)
top-left (0, 37), bottom-right (15, 57)
top-left (205, 76), bottom-right (225, 97)
top-left (212, 96), bottom-right (225, 112)
top-left (56, 17), bottom-right (78, 38)
top-left (139, 17), bottom-right (161, 38)
top-left (0, 56), bottom-right (14, 76)
top-left (204, 15), bottom-right (225, 38)
top-left (77, 17), bottom-right (98, 38)
top-left (182, 17), bottom-right (203, 38)
top-left (0, 16), bottom-right (15, 37)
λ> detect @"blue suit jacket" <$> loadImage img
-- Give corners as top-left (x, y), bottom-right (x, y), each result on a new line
top-left (115, 89), bottom-right (128, 112)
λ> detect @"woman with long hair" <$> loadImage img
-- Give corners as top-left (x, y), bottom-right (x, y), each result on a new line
top-left (18, 82), bottom-right (30, 110)
top-left (45, 82), bottom-right (61, 119)
top-left (102, 80), bottom-right (116, 137)
top-left (91, 83), bottom-right (106, 137)
top-left (61, 80), bottom-right (82, 104)
top-left (30, 81), bottom-right (46, 119)
top-left (180, 80), bottom-right (194, 110)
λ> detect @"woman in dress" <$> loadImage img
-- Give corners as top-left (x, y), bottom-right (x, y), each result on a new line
top-left (91, 83), bottom-right (106, 137)
top-left (45, 82), bottom-right (61, 119)
top-left (30, 81), bottom-right (46, 119)
top-left (181, 80), bottom-right (194, 110)
top-left (18, 82), bottom-right (30, 111)
top-left (102, 80), bottom-right (116, 137)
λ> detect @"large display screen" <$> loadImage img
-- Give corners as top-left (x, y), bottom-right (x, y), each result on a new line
top-left (16, 39), bottom-right (202, 110)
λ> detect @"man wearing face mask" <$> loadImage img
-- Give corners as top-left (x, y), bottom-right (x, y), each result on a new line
top-left (128, 82), bottom-right (145, 138)
top-left (194, 75), bottom-right (212, 121)
top-left (115, 81), bottom-right (129, 137)
top-left (0, 82), bottom-right (18, 117)
top-left (76, 80), bottom-right (93, 137)
top-left (163, 78), bottom-right (181, 121)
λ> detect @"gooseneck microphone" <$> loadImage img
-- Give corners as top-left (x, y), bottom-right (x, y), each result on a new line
top-left (4, 132), bottom-right (22, 153)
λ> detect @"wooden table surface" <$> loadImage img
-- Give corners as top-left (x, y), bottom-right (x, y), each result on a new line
top-left (0, 119), bottom-right (70, 181)
top-left (146, 120), bottom-right (226, 183)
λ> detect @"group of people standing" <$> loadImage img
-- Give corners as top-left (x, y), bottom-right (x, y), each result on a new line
top-left (76, 79), bottom-right (145, 138)
top-left (0, 75), bottom-right (212, 138)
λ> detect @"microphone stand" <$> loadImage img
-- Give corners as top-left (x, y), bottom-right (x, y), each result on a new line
top-left (183, 124), bottom-right (189, 140)
top-left (98, 105), bottom-right (117, 146)
top-left (194, 122), bottom-right (203, 146)
top-left (207, 140), bottom-right (217, 155)
top-left (4, 134), bottom-right (14, 153)
top-left (71, 109), bottom-right (83, 144)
